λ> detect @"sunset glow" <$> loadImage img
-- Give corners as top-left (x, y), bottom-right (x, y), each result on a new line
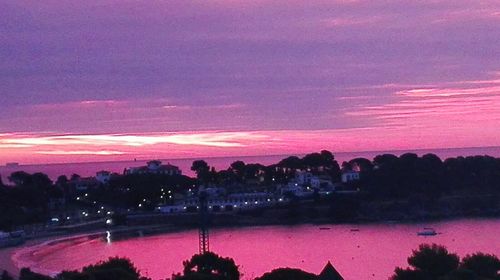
top-left (1, 0), bottom-right (499, 164)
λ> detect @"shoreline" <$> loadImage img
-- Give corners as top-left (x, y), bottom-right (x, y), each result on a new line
top-left (0, 223), bottom-right (191, 277)
top-left (2, 214), bottom-right (500, 277)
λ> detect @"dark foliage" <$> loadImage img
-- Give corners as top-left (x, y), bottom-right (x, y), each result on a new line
top-left (391, 244), bottom-right (500, 280)
top-left (19, 268), bottom-right (53, 280)
top-left (255, 268), bottom-right (318, 280)
top-left (57, 257), bottom-right (150, 280)
top-left (460, 253), bottom-right (500, 279)
top-left (1, 271), bottom-right (14, 280)
top-left (173, 252), bottom-right (240, 280)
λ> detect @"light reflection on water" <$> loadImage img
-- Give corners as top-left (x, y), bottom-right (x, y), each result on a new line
top-left (13, 218), bottom-right (500, 280)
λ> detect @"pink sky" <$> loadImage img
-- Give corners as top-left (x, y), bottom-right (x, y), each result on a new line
top-left (0, 1), bottom-right (499, 164)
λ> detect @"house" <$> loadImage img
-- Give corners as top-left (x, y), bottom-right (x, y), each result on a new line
top-left (280, 182), bottom-right (314, 197)
top-left (296, 170), bottom-right (314, 185)
top-left (202, 187), bottom-right (226, 198)
top-left (341, 170), bottom-right (360, 183)
top-left (318, 261), bottom-right (344, 280)
top-left (124, 160), bottom-right (182, 176)
top-left (72, 177), bottom-right (99, 191)
top-left (96, 171), bottom-right (111, 184)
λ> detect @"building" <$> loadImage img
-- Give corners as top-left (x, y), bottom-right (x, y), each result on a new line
top-left (280, 182), bottom-right (314, 197)
top-left (124, 160), bottom-right (182, 176)
top-left (96, 171), bottom-right (111, 184)
top-left (72, 177), bottom-right (99, 191)
top-left (157, 192), bottom-right (286, 214)
top-left (318, 261), bottom-right (344, 280)
top-left (296, 170), bottom-right (314, 185)
top-left (341, 170), bottom-right (360, 183)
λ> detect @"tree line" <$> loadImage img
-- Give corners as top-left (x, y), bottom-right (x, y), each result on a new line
top-left (1, 151), bottom-right (499, 230)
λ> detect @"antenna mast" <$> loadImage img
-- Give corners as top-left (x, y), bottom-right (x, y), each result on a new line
top-left (198, 191), bottom-right (210, 254)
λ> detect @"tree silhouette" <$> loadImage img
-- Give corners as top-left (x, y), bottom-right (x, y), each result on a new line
top-left (460, 253), bottom-right (500, 279)
top-left (407, 244), bottom-right (459, 279)
top-left (57, 257), bottom-right (150, 280)
top-left (19, 268), bottom-right (53, 280)
top-left (255, 268), bottom-right (318, 280)
top-left (191, 160), bottom-right (210, 184)
top-left (390, 244), bottom-right (500, 280)
top-left (174, 252), bottom-right (240, 280)
top-left (1, 271), bottom-right (14, 280)
top-left (391, 244), bottom-right (459, 280)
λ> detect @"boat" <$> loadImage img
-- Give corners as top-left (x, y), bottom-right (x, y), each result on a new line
top-left (5, 162), bottom-right (19, 167)
top-left (417, 228), bottom-right (437, 236)
top-left (0, 230), bottom-right (26, 248)
top-left (319, 227), bottom-right (331, 230)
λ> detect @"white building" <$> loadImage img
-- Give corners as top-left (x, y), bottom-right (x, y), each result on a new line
top-left (157, 192), bottom-right (286, 214)
top-left (124, 160), bottom-right (182, 176)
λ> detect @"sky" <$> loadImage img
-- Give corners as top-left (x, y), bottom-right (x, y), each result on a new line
top-left (0, 0), bottom-right (500, 164)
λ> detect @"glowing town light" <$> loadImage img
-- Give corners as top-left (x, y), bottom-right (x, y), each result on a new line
top-left (85, 193), bottom-right (88, 197)
top-left (106, 219), bottom-right (113, 225)
top-left (97, 210), bottom-right (101, 214)
top-left (76, 197), bottom-right (80, 200)
top-left (138, 203), bottom-right (142, 207)
top-left (107, 211), bottom-right (111, 215)
top-left (101, 206), bottom-right (104, 209)
top-left (66, 217), bottom-right (71, 220)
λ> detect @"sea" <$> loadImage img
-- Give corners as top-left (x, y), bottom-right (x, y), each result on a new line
top-left (11, 218), bottom-right (500, 280)
top-left (1, 146), bottom-right (499, 180)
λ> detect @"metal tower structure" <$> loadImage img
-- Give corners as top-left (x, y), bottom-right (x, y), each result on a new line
top-left (198, 191), bottom-right (210, 254)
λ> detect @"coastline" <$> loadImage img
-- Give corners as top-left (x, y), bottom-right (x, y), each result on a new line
top-left (0, 224), bottom-right (184, 277)
top-left (2, 213), bottom-right (500, 278)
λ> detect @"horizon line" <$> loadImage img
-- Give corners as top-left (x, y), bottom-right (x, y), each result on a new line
top-left (2, 145), bottom-right (500, 168)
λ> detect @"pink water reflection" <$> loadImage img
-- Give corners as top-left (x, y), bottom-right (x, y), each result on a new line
top-left (13, 219), bottom-right (500, 280)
